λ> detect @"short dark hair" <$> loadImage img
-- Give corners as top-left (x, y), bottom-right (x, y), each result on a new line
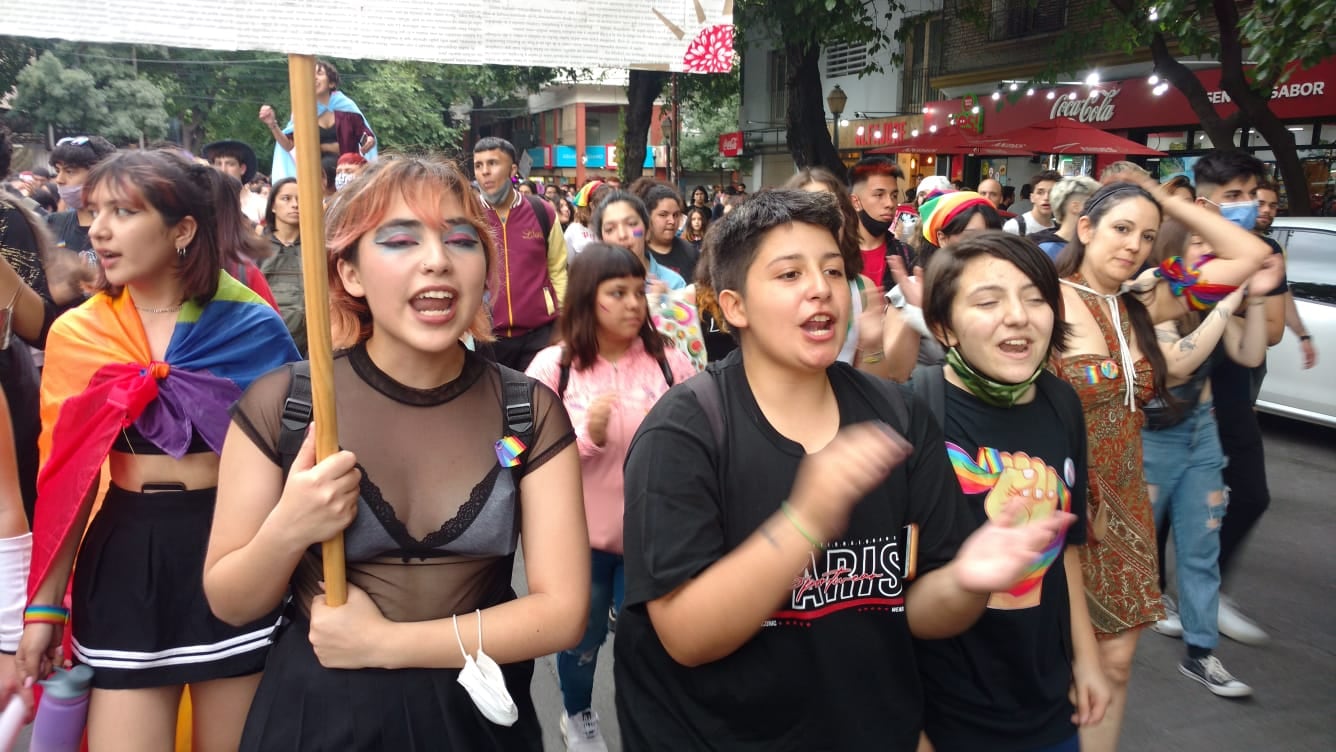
top-left (315, 59), bottom-right (341, 89)
top-left (848, 156), bottom-right (903, 189)
top-left (49, 135), bottom-right (116, 171)
top-left (84, 151), bottom-right (223, 304)
top-left (1255, 179), bottom-right (1279, 196)
top-left (1193, 150), bottom-right (1265, 194)
top-left (558, 242), bottom-right (668, 371)
top-left (1031, 170), bottom-right (1063, 189)
top-left (321, 153), bottom-right (337, 190)
top-left (923, 230), bottom-right (1070, 359)
top-left (705, 189), bottom-right (843, 298)
top-left (591, 190), bottom-right (650, 241)
top-left (472, 137), bottom-right (518, 165)
top-left (643, 183), bottom-right (683, 215)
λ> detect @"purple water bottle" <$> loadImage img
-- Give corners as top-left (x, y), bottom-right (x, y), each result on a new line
top-left (29, 665), bottom-right (93, 752)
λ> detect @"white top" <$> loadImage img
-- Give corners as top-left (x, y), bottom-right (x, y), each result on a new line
top-left (1003, 210), bottom-right (1054, 236)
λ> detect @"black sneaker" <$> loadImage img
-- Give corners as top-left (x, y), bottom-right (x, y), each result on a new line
top-left (1179, 655), bottom-right (1253, 698)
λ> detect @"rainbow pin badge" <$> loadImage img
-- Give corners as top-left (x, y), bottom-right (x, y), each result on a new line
top-left (495, 436), bottom-right (526, 468)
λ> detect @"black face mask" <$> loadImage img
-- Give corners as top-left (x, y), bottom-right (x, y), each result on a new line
top-left (858, 210), bottom-right (891, 238)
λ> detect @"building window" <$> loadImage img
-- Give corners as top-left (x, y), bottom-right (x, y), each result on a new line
top-left (825, 42), bottom-right (869, 79)
top-left (768, 49), bottom-right (788, 122)
top-left (988, 0), bottom-right (1068, 41)
top-left (900, 15), bottom-right (943, 114)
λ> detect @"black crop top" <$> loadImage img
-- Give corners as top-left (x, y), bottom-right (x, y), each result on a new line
top-left (111, 425), bottom-right (212, 455)
top-left (318, 124), bottom-right (337, 143)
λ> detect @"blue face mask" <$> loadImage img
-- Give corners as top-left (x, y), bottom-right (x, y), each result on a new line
top-left (1217, 200), bottom-right (1258, 231)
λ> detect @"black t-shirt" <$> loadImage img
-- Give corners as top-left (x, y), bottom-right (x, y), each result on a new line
top-left (46, 209), bottom-right (90, 254)
top-left (1211, 234), bottom-right (1288, 437)
top-left (614, 350), bottom-right (971, 751)
top-left (915, 373), bottom-right (1089, 752)
top-left (649, 237), bottom-right (701, 281)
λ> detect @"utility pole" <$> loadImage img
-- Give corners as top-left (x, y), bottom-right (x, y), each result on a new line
top-left (670, 73), bottom-right (681, 188)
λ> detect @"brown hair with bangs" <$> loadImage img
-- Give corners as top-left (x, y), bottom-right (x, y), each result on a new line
top-left (558, 243), bottom-right (667, 371)
top-left (84, 150), bottom-right (223, 304)
top-left (325, 155), bottom-right (496, 348)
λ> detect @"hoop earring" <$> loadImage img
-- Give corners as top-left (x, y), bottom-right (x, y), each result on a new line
top-left (177, 245), bottom-right (188, 258)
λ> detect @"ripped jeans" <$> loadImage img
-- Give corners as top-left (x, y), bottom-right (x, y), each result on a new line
top-left (1142, 400), bottom-right (1228, 650)
top-left (557, 549), bottom-right (623, 715)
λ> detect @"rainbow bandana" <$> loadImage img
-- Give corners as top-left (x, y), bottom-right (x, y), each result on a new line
top-left (920, 191), bottom-right (992, 244)
top-left (573, 180), bottom-right (606, 208)
top-left (29, 272), bottom-right (299, 598)
top-left (1154, 254), bottom-right (1238, 311)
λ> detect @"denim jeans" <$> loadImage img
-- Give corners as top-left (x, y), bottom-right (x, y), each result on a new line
top-left (558, 549), bottom-right (622, 715)
top-left (1143, 401), bottom-right (1228, 650)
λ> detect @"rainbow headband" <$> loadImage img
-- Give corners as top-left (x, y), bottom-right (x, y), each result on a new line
top-left (921, 191), bottom-right (992, 244)
top-left (574, 180), bottom-right (605, 208)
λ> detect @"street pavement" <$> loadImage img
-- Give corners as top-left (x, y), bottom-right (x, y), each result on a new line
top-left (525, 413), bottom-right (1336, 752)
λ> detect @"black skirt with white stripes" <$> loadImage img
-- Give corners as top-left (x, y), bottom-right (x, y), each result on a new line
top-left (70, 485), bottom-right (281, 690)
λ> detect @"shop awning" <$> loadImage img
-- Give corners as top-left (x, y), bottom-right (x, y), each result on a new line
top-left (983, 118), bottom-right (1166, 156)
top-left (869, 126), bottom-right (1032, 156)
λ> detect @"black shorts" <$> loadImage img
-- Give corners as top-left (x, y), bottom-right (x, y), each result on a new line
top-left (71, 485), bottom-right (282, 690)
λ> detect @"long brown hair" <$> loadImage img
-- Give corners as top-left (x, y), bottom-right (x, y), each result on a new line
top-left (558, 242), bottom-right (668, 371)
top-left (784, 167), bottom-right (863, 276)
top-left (1055, 182), bottom-right (1172, 402)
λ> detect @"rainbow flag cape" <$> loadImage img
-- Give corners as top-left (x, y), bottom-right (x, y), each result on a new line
top-left (270, 90), bottom-right (377, 181)
top-left (28, 272), bottom-right (299, 598)
top-left (1155, 254), bottom-right (1238, 312)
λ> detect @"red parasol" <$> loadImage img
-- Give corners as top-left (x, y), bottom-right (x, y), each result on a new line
top-left (982, 118), bottom-right (1166, 156)
top-left (870, 126), bottom-right (1033, 156)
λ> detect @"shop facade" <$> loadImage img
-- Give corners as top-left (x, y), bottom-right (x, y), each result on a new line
top-left (919, 58), bottom-right (1336, 212)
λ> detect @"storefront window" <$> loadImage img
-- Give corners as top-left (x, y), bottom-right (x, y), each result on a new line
top-left (1147, 131), bottom-right (1189, 151)
top-left (1319, 124), bottom-right (1336, 147)
top-left (1249, 124), bottom-right (1315, 147)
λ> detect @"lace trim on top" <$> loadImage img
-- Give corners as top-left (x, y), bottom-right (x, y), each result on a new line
top-left (347, 342), bottom-right (486, 406)
top-left (358, 462), bottom-right (505, 561)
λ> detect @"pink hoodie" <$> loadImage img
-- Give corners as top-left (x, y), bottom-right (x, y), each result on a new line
top-left (527, 340), bottom-right (697, 554)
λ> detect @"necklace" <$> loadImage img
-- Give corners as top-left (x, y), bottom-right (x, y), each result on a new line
top-left (136, 304), bottom-right (182, 314)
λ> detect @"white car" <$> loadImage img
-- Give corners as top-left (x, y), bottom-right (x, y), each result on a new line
top-left (1256, 217), bottom-right (1336, 428)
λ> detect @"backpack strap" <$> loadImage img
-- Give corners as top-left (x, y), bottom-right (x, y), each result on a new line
top-left (1016, 213), bottom-right (1027, 236)
top-left (499, 365), bottom-right (535, 444)
top-left (907, 363), bottom-right (947, 430)
top-left (525, 194), bottom-right (554, 242)
top-left (684, 369), bottom-right (725, 455)
top-left (558, 348), bottom-right (674, 400)
top-left (278, 361), bottom-right (314, 479)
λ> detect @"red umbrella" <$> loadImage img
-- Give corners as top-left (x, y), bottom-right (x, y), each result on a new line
top-left (983, 118), bottom-right (1165, 156)
top-left (870, 126), bottom-right (1033, 156)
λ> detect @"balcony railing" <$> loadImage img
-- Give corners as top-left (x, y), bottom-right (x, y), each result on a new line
top-left (988, 0), bottom-right (1068, 41)
top-left (901, 62), bottom-right (944, 115)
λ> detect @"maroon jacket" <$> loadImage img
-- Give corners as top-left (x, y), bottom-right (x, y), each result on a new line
top-left (480, 191), bottom-right (569, 337)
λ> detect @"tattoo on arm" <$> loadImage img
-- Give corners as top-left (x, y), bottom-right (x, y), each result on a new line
top-left (1178, 335), bottom-right (1197, 353)
top-left (1156, 328), bottom-right (1179, 343)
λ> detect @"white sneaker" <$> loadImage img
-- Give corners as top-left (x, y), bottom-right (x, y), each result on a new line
top-left (1152, 594), bottom-right (1184, 638)
top-left (1179, 655), bottom-right (1254, 698)
top-left (1218, 596), bottom-right (1269, 645)
top-left (560, 709), bottom-right (609, 752)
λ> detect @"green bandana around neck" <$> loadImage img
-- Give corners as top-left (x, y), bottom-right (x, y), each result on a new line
top-left (945, 346), bottom-right (1043, 408)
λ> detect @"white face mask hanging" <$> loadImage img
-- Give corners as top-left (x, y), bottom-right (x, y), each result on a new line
top-left (453, 610), bottom-right (518, 726)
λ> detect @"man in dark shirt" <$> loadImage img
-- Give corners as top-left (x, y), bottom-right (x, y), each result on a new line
top-left (1196, 152), bottom-right (1285, 646)
top-left (614, 189), bottom-right (1072, 751)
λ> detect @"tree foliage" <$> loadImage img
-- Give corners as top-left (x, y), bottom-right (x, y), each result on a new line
top-left (680, 90), bottom-right (750, 173)
top-left (736, 0), bottom-right (910, 178)
top-left (1014, 0), bottom-right (1336, 215)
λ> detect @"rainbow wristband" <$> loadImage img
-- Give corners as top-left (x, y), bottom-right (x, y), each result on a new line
top-left (23, 605), bottom-right (69, 625)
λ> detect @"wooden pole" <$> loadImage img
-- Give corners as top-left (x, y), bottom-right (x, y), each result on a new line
top-left (287, 54), bottom-right (347, 607)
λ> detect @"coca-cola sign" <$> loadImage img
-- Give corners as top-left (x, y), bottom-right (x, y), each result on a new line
top-left (1049, 89), bottom-right (1120, 123)
top-left (718, 131), bottom-right (743, 157)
